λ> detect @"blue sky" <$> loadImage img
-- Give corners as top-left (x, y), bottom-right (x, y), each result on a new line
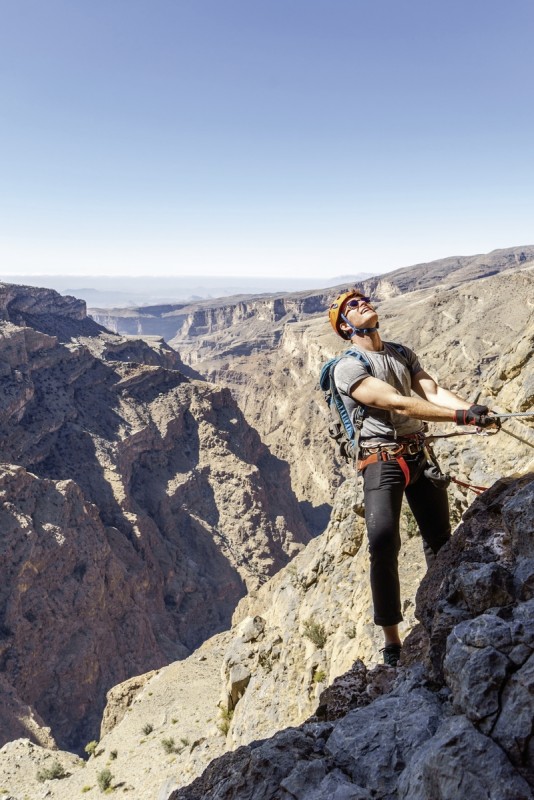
top-left (1, 0), bottom-right (533, 279)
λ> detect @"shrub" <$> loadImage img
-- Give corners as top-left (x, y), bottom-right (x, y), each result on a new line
top-left (84, 740), bottom-right (98, 758)
top-left (180, 737), bottom-right (190, 747)
top-left (36, 760), bottom-right (68, 782)
top-left (302, 618), bottom-right (327, 648)
top-left (313, 669), bottom-right (327, 683)
top-left (217, 707), bottom-right (234, 736)
top-left (109, 750), bottom-right (118, 760)
top-left (161, 737), bottom-right (177, 754)
top-left (142, 723), bottom-right (154, 735)
top-left (97, 768), bottom-right (113, 792)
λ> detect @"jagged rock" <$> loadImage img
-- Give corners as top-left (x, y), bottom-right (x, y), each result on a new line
top-left (99, 669), bottom-right (159, 737)
top-left (410, 474), bottom-right (534, 680)
top-left (310, 660), bottom-right (396, 722)
top-left (168, 475), bottom-right (534, 800)
top-left (398, 715), bottom-right (533, 800)
top-left (323, 684), bottom-right (444, 796)
top-left (444, 603), bottom-right (534, 772)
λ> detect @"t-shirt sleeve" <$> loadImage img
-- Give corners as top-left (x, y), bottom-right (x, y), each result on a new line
top-left (333, 358), bottom-right (370, 397)
top-left (402, 346), bottom-right (423, 376)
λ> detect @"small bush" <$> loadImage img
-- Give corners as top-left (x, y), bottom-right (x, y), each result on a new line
top-left (85, 740), bottom-right (98, 758)
top-left (217, 707), bottom-right (234, 736)
top-left (109, 750), bottom-right (118, 760)
top-left (313, 669), bottom-right (327, 683)
top-left (346, 625), bottom-right (357, 639)
top-left (36, 760), bottom-right (68, 782)
top-left (302, 618), bottom-right (327, 648)
top-left (142, 723), bottom-right (154, 735)
top-left (97, 768), bottom-right (113, 792)
top-left (82, 787), bottom-right (93, 794)
top-left (161, 737), bottom-right (176, 754)
top-left (180, 737), bottom-right (190, 747)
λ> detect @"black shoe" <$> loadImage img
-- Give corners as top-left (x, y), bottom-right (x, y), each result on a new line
top-left (381, 643), bottom-right (402, 667)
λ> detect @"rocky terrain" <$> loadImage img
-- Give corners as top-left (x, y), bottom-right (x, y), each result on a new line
top-left (0, 248), bottom-right (533, 799)
top-left (1, 471), bottom-right (532, 799)
top-left (89, 246), bottom-right (534, 536)
top-left (0, 283), bottom-right (310, 753)
top-left (169, 473), bottom-right (534, 800)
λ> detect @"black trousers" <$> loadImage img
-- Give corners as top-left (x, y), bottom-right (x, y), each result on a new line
top-left (362, 452), bottom-right (451, 627)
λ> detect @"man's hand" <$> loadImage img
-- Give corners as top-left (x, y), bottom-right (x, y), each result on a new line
top-left (454, 404), bottom-right (499, 428)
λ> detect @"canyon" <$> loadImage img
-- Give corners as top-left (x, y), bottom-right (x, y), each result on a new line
top-left (0, 245), bottom-right (532, 799)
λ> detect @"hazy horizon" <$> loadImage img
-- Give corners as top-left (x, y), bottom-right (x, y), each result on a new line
top-left (0, 271), bottom-right (375, 308)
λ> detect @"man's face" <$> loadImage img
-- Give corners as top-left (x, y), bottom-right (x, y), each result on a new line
top-left (341, 294), bottom-right (378, 329)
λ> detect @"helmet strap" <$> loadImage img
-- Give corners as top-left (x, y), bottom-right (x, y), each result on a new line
top-left (340, 312), bottom-right (379, 337)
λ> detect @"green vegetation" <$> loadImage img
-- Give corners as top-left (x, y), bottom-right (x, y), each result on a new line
top-left (84, 740), bottom-right (98, 757)
top-left (97, 768), bottom-right (113, 792)
top-left (313, 669), bottom-right (327, 683)
top-left (161, 737), bottom-right (176, 754)
top-left (36, 760), bottom-right (68, 782)
top-left (217, 706), bottom-right (234, 736)
top-left (180, 737), bottom-right (190, 747)
top-left (302, 618), bottom-right (327, 648)
top-left (109, 750), bottom-right (118, 760)
top-left (142, 723), bottom-right (154, 735)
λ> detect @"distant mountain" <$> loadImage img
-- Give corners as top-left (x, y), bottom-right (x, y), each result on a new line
top-left (0, 273), bottom-right (374, 308)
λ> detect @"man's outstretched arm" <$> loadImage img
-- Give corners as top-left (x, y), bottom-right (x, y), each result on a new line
top-left (351, 374), bottom-right (461, 422)
top-left (411, 369), bottom-right (471, 410)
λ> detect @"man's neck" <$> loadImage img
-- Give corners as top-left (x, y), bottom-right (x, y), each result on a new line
top-left (350, 331), bottom-right (383, 352)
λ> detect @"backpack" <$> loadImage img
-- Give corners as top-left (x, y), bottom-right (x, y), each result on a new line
top-left (319, 343), bottom-right (409, 463)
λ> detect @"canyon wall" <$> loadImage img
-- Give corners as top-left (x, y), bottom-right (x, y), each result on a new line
top-left (0, 283), bottom-right (310, 752)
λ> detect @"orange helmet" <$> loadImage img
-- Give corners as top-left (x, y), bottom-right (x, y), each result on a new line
top-left (328, 289), bottom-right (366, 339)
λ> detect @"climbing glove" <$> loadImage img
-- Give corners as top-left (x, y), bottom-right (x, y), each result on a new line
top-left (454, 404), bottom-right (499, 428)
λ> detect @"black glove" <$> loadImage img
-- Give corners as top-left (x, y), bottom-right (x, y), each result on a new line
top-left (454, 404), bottom-right (498, 428)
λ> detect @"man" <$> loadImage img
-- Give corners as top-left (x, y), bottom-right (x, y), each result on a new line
top-left (328, 289), bottom-right (497, 666)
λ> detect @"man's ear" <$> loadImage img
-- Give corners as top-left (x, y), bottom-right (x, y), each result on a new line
top-left (339, 321), bottom-right (352, 336)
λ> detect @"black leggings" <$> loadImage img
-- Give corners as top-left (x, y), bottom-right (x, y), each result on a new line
top-left (363, 452), bottom-right (451, 627)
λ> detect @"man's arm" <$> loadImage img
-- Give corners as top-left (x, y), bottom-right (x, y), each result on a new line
top-left (411, 370), bottom-right (471, 411)
top-left (351, 375), bottom-right (459, 423)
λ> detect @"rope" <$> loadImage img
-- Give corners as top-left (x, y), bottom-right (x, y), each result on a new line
top-left (450, 476), bottom-right (488, 495)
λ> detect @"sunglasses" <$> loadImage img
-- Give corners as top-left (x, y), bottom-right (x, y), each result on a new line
top-left (344, 296), bottom-right (371, 309)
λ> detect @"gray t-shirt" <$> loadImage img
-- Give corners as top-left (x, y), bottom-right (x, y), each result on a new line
top-left (333, 342), bottom-right (425, 442)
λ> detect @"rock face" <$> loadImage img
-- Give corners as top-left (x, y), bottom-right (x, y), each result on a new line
top-left (170, 474), bottom-right (534, 800)
top-left (0, 283), bottom-right (310, 751)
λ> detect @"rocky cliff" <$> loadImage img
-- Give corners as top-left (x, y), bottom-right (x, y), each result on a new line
top-left (0, 256), bottom-right (533, 798)
top-left (0, 283), bottom-right (310, 752)
top-left (169, 474), bottom-right (534, 800)
top-left (3, 472), bottom-right (532, 800)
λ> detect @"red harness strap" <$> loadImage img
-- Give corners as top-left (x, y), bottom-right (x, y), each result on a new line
top-left (358, 451), bottom-right (411, 488)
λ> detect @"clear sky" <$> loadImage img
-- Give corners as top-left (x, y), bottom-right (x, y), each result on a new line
top-left (1, 0), bottom-right (533, 279)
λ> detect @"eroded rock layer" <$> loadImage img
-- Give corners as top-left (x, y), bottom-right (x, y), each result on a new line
top-left (0, 284), bottom-right (310, 750)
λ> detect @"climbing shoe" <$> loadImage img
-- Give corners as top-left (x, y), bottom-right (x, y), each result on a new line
top-left (381, 644), bottom-right (402, 667)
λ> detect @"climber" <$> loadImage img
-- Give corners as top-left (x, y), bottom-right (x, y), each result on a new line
top-left (327, 289), bottom-right (499, 667)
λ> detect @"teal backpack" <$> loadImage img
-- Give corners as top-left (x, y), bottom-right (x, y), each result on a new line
top-left (319, 344), bottom-right (408, 463)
